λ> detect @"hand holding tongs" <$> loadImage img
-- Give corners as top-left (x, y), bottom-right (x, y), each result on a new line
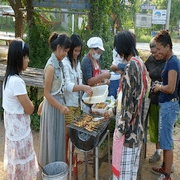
top-left (68, 112), bottom-right (78, 121)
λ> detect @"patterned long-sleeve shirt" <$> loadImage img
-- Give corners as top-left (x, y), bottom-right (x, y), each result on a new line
top-left (116, 56), bottom-right (148, 148)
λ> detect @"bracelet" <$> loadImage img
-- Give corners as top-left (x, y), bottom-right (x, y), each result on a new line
top-left (160, 85), bottom-right (162, 91)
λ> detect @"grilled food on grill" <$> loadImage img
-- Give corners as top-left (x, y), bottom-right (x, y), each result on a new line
top-left (74, 121), bottom-right (86, 127)
top-left (93, 102), bottom-right (107, 109)
top-left (80, 114), bottom-right (92, 122)
top-left (73, 114), bottom-right (101, 132)
top-left (84, 125), bottom-right (94, 132)
top-left (84, 121), bottom-right (99, 132)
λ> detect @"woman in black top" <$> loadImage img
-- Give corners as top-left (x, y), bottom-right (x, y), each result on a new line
top-left (145, 38), bottom-right (165, 163)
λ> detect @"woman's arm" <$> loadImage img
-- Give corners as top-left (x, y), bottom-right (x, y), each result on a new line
top-left (63, 61), bottom-right (93, 96)
top-left (73, 84), bottom-right (93, 96)
top-left (18, 94), bottom-right (34, 115)
top-left (37, 99), bottom-right (44, 115)
top-left (87, 72), bottom-right (111, 86)
top-left (44, 65), bottom-right (69, 114)
top-left (154, 70), bottom-right (177, 94)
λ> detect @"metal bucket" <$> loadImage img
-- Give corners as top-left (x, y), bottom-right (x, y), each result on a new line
top-left (42, 161), bottom-right (68, 180)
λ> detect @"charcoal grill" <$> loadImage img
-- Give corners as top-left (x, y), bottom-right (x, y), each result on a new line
top-left (67, 113), bottom-right (111, 180)
top-left (67, 114), bottom-right (109, 152)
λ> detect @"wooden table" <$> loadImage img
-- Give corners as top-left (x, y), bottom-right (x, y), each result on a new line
top-left (0, 63), bottom-right (44, 120)
top-left (0, 35), bottom-right (15, 45)
top-left (0, 63), bottom-right (44, 87)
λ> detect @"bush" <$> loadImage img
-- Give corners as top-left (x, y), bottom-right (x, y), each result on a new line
top-left (25, 15), bottom-right (52, 131)
top-left (138, 34), bottom-right (152, 43)
top-left (31, 113), bottom-right (40, 131)
top-left (108, 119), bottom-right (115, 133)
top-left (27, 15), bottom-right (52, 69)
top-left (26, 86), bottom-right (43, 131)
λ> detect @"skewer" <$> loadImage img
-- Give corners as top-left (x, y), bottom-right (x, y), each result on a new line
top-left (69, 113), bottom-right (108, 133)
top-left (68, 112), bottom-right (79, 121)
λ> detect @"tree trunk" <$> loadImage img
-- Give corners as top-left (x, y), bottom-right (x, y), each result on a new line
top-left (26, 0), bottom-right (34, 29)
top-left (8, 0), bottom-right (24, 38)
top-left (14, 11), bottom-right (24, 38)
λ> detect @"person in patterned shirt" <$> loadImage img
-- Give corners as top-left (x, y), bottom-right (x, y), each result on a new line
top-left (105, 30), bottom-right (148, 180)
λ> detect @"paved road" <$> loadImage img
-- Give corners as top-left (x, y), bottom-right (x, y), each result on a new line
top-left (1, 42), bottom-right (180, 56)
top-left (137, 42), bottom-right (180, 56)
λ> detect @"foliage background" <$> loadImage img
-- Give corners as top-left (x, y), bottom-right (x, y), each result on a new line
top-left (1, 0), bottom-right (180, 130)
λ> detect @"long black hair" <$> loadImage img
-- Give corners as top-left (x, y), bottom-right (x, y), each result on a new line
top-left (4, 39), bottom-right (29, 88)
top-left (67, 34), bottom-right (82, 68)
top-left (48, 32), bottom-right (71, 51)
top-left (114, 30), bottom-right (138, 59)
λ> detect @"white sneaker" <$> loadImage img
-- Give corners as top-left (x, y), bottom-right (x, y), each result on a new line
top-left (158, 174), bottom-right (165, 180)
top-left (149, 151), bottom-right (161, 163)
top-left (158, 174), bottom-right (172, 180)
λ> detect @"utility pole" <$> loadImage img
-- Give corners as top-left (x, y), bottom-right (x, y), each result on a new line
top-left (166, 0), bottom-right (171, 30)
top-left (72, 14), bottom-right (74, 33)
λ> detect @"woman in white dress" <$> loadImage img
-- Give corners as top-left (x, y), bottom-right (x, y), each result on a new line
top-left (2, 39), bottom-right (38, 179)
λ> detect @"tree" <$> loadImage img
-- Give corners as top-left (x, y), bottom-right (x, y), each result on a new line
top-left (86, 0), bottom-right (113, 69)
top-left (111, 0), bottom-right (125, 34)
top-left (168, 0), bottom-right (180, 31)
top-left (25, 0), bottom-right (34, 29)
top-left (8, 0), bottom-right (24, 38)
top-left (7, 0), bottom-right (38, 38)
top-left (88, 0), bottom-right (112, 36)
top-left (111, 0), bottom-right (138, 34)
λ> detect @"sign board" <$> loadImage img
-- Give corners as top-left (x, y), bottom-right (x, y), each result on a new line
top-left (152, 9), bottom-right (166, 25)
top-left (135, 14), bottom-right (152, 28)
top-left (152, 20), bottom-right (166, 25)
top-left (152, 9), bottom-right (166, 20)
top-left (178, 20), bottom-right (180, 28)
top-left (141, 4), bottom-right (156, 10)
top-left (32, 0), bottom-right (90, 10)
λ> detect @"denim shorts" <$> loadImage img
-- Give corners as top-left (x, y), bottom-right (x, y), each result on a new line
top-left (159, 100), bottom-right (179, 150)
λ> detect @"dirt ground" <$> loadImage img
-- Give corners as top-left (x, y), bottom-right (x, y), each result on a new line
top-left (0, 45), bottom-right (180, 179)
top-left (0, 119), bottom-right (180, 180)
